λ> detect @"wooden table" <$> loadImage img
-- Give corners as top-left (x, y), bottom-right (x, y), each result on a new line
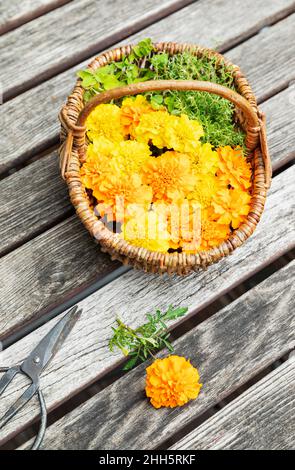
top-left (0, 0), bottom-right (294, 451)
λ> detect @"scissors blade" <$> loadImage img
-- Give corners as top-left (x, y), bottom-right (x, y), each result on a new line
top-left (20, 306), bottom-right (82, 379)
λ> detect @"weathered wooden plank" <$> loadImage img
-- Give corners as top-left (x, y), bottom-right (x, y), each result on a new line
top-left (1, 88), bottom-right (293, 259)
top-left (1, 2), bottom-right (295, 173)
top-left (172, 360), bottom-right (295, 450)
top-left (14, 259), bottom-right (295, 450)
top-left (0, 167), bottom-right (294, 446)
top-left (0, 0), bottom-right (192, 101)
top-left (0, 215), bottom-right (121, 341)
top-left (0, 151), bottom-right (72, 257)
top-left (226, 14), bottom-right (295, 102)
top-left (0, 0), bottom-right (72, 35)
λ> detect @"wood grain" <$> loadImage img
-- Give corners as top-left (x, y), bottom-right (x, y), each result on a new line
top-left (0, 167), bottom-right (294, 446)
top-left (0, 0), bottom-right (192, 100)
top-left (17, 260), bottom-right (295, 449)
top-left (0, 0), bottom-right (72, 35)
top-left (0, 151), bottom-right (72, 257)
top-left (172, 360), bottom-right (295, 450)
top-left (1, 1), bottom-right (295, 172)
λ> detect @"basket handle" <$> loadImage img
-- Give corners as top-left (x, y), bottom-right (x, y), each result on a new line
top-left (62, 80), bottom-right (271, 187)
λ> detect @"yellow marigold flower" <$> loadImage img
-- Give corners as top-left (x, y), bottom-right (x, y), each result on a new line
top-left (199, 207), bottom-right (230, 250)
top-left (212, 187), bottom-right (252, 229)
top-left (191, 143), bottom-right (220, 175)
top-left (83, 136), bottom-right (151, 182)
top-left (121, 95), bottom-right (155, 137)
top-left (86, 103), bottom-right (125, 142)
top-left (121, 209), bottom-right (170, 253)
top-left (165, 114), bottom-right (204, 154)
top-left (93, 173), bottom-right (152, 222)
top-left (187, 174), bottom-right (220, 208)
top-left (135, 111), bottom-right (170, 148)
top-left (145, 355), bottom-right (202, 408)
top-left (142, 151), bottom-right (195, 202)
top-left (216, 146), bottom-right (252, 190)
top-left (135, 112), bottom-right (203, 153)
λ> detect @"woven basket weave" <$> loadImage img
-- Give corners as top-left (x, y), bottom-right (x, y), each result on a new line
top-left (59, 42), bottom-right (271, 275)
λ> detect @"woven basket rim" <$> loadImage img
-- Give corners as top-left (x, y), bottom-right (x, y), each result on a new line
top-left (59, 42), bottom-right (271, 275)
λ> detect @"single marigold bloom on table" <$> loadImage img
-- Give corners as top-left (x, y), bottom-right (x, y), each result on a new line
top-left (212, 187), bottom-right (252, 229)
top-left (86, 103), bottom-right (125, 142)
top-left (216, 145), bottom-right (252, 190)
top-left (145, 355), bottom-right (202, 409)
top-left (142, 151), bottom-right (195, 203)
top-left (120, 95), bottom-right (155, 137)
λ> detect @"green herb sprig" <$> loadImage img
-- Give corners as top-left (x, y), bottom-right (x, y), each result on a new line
top-left (77, 38), bottom-right (155, 102)
top-left (109, 305), bottom-right (188, 370)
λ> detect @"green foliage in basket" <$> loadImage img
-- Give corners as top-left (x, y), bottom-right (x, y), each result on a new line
top-left (77, 38), bottom-right (245, 149)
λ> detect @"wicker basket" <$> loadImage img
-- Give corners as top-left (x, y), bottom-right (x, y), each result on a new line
top-left (59, 42), bottom-right (271, 275)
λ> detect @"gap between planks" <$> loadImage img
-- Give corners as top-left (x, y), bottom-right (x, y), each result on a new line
top-left (0, 166), bottom-right (294, 446)
top-left (0, 0), bottom-right (196, 102)
top-left (0, 0), bottom-right (73, 36)
top-left (170, 359), bottom-right (295, 450)
top-left (14, 260), bottom-right (295, 450)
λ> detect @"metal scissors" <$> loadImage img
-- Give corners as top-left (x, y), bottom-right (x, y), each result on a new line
top-left (0, 305), bottom-right (82, 450)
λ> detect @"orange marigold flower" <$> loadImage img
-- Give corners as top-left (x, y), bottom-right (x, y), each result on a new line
top-left (216, 146), bottom-right (252, 190)
top-left (199, 207), bottom-right (230, 250)
top-left (212, 187), bottom-right (252, 229)
top-left (93, 173), bottom-right (152, 222)
top-left (120, 95), bottom-right (155, 137)
top-left (142, 151), bottom-right (195, 202)
top-left (145, 355), bottom-right (202, 409)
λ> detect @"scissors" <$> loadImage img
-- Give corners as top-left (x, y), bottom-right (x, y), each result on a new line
top-left (0, 305), bottom-right (82, 450)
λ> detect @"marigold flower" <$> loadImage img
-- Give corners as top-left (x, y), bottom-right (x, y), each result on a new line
top-left (135, 112), bottom-right (203, 153)
top-left (212, 187), bottom-right (252, 229)
top-left (187, 174), bottom-right (220, 208)
top-left (135, 111), bottom-right (171, 148)
top-left (145, 355), bottom-right (202, 408)
top-left (93, 172), bottom-right (152, 222)
top-left (191, 143), bottom-right (220, 175)
top-left (86, 103), bottom-right (125, 142)
top-left (121, 209), bottom-right (170, 253)
top-left (142, 151), bottom-right (195, 202)
top-left (199, 207), bottom-right (230, 250)
top-left (216, 146), bottom-right (252, 190)
top-left (120, 95), bottom-right (155, 136)
top-left (165, 114), bottom-right (204, 154)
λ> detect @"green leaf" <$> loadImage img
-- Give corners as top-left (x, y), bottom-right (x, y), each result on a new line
top-left (100, 75), bottom-right (125, 90)
top-left (150, 94), bottom-right (163, 109)
top-left (123, 356), bottom-right (139, 370)
top-left (151, 53), bottom-right (169, 68)
top-left (77, 69), bottom-right (97, 88)
top-left (133, 38), bottom-right (154, 58)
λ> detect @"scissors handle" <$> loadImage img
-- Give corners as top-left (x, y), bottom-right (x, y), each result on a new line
top-left (0, 368), bottom-right (47, 450)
